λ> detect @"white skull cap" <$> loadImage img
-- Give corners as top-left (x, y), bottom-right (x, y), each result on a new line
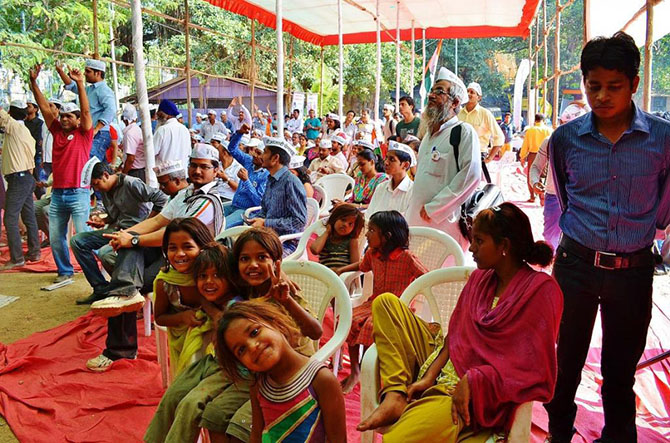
top-left (153, 160), bottom-right (184, 177)
top-left (388, 140), bottom-right (417, 167)
top-left (435, 67), bottom-right (468, 104)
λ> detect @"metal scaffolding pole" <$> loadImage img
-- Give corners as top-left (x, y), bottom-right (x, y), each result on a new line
top-left (552, 0), bottom-right (561, 127)
top-left (319, 47), bottom-right (324, 116)
top-left (542, 0), bottom-right (548, 115)
top-left (410, 20), bottom-right (415, 97)
top-left (395, 0), bottom-right (400, 111)
top-left (374, 0), bottom-right (381, 121)
top-left (338, 0), bottom-right (344, 117)
top-left (276, 0), bottom-right (284, 134)
top-left (184, 0), bottom-right (192, 124)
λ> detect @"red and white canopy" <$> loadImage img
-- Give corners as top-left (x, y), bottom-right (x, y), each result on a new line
top-left (204, 0), bottom-right (540, 46)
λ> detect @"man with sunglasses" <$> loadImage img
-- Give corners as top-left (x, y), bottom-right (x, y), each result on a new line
top-left (406, 67), bottom-right (482, 249)
top-left (84, 146), bottom-right (224, 372)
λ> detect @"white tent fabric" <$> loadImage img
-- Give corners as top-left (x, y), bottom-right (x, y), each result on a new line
top-left (587, 0), bottom-right (670, 45)
top-left (205, 0), bottom-right (540, 45)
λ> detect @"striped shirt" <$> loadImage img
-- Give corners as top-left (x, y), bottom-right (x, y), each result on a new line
top-left (550, 103), bottom-right (670, 253)
top-left (258, 166), bottom-right (307, 237)
top-left (160, 181), bottom-right (223, 234)
top-left (228, 132), bottom-right (269, 210)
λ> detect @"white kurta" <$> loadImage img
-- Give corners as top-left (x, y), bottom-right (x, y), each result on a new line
top-left (153, 118), bottom-right (191, 172)
top-left (405, 116), bottom-right (482, 249)
top-left (366, 174), bottom-right (414, 220)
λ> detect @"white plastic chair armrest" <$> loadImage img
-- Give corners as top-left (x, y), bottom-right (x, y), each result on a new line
top-left (339, 271), bottom-right (362, 291)
top-left (311, 280), bottom-right (352, 364)
top-left (243, 206), bottom-right (262, 219)
top-left (359, 343), bottom-right (381, 443)
top-left (507, 401), bottom-right (533, 442)
top-left (279, 231), bottom-right (304, 244)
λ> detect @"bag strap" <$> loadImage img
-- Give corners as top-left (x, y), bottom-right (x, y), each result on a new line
top-left (450, 123), bottom-right (463, 173)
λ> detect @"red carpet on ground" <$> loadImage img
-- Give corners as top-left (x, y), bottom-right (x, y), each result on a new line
top-left (0, 231), bottom-right (82, 273)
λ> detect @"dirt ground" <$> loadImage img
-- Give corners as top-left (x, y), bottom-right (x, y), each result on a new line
top-left (0, 272), bottom-right (91, 443)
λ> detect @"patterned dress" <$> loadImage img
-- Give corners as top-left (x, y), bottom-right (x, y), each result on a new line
top-left (258, 359), bottom-right (327, 442)
top-left (348, 171), bottom-right (387, 205)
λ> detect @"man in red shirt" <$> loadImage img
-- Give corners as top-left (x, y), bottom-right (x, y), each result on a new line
top-left (29, 63), bottom-right (93, 283)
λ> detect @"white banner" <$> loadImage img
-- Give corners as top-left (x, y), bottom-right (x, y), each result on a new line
top-left (513, 59), bottom-right (532, 131)
top-left (305, 93), bottom-right (318, 115)
top-left (291, 92), bottom-right (305, 117)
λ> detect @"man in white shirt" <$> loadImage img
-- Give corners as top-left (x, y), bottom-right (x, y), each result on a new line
top-left (153, 99), bottom-right (191, 173)
top-left (407, 67), bottom-right (481, 249)
top-left (382, 104), bottom-right (397, 142)
top-left (329, 131), bottom-right (349, 172)
top-left (86, 145), bottom-right (225, 372)
top-left (226, 96), bottom-right (252, 131)
top-left (308, 138), bottom-right (344, 181)
top-left (210, 132), bottom-right (243, 202)
top-left (200, 109), bottom-right (226, 142)
top-left (286, 109), bottom-right (303, 134)
top-left (120, 104), bottom-right (146, 182)
top-left (367, 141), bottom-right (415, 219)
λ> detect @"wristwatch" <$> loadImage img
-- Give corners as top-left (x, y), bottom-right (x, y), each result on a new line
top-left (130, 232), bottom-right (141, 248)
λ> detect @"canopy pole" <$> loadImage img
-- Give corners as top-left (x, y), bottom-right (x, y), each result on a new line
top-left (410, 20), bottom-right (415, 99)
top-left (251, 19), bottom-right (256, 112)
top-left (108, 2), bottom-right (121, 115)
top-left (319, 47), bottom-right (324, 116)
top-left (184, 0), bottom-right (192, 125)
top-left (534, 14), bottom-right (540, 117)
top-left (374, 0), bottom-right (381, 122)
top-left (527, 23), bottom-right (533, 126)
top-left (455, 39), bottom-right (458, 73)
top-left (338, 0), bottom-right (344, 117)
top-left (542, 0), bottom-right (548, 115)
top-left (643, 0), bottom-right (653, 112)
top-left (130, 0), bottom-right (156, 187)
top-left (422, 28), bottom-right (426, 84)
top-left (395, 0), bottom-right (400, 112)
top-left (276, 0), bottom-right (284, 134)
top-left (552, 0), bottom-right (561, 127)
top-left (93, 0), bottom-right (100, 59)
top-left (288, 36), bottom-right (294, 111)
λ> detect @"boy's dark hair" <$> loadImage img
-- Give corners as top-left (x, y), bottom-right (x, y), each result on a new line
top-left (267, 145), bottom-right (290, 166)
top-left (91, 162), bottom-right (112, 180)
top-left (399, 96), bottom-right (415, 110)
top-left (368, 210), bottom-right (409, 258)
top-left (581, 31), bottom-right (640, 85)
top-left (192, 243), bottom-right (237, 292)
top-left (534, 113), bottom-right (544, 122)
top-left (346, 110), bottom-right (356, 116)
top-left (388, 149), bottom-right (412, 168)
top-left (162, 218), bottom-right (215, 271)
top-left (328, 203), bottom-right (365, 239)
top-left (233, 227), bottom-right (283, 263)
top-left (291, 165), bottom-right (312, 185)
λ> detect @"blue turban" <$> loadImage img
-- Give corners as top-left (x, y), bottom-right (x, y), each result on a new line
top-left (158, 99), bottom-right (179, 117)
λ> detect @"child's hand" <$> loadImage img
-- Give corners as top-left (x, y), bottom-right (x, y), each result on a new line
top-left (326, 224), bottom-right (332, 235)
top-left (333, 267), bottom-right (344, 276)
top-left (180, 310), bottom-right (204, 327)
top-left (269, 261), bottom-right (291, 304)
top-left (407, 377), bottom-right (434, 402)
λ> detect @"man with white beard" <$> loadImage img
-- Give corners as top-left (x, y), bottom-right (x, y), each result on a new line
top-left (405, 67), bottom-right (481, 249)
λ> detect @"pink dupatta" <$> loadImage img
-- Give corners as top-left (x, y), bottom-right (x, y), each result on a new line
top-left (448, 266), bottom-right (563, 430)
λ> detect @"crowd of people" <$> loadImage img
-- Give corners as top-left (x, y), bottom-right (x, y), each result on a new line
top-left (1, 30), bottom-right (669, 442)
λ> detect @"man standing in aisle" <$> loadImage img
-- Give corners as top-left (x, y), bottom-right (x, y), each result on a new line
top-left (382, 104), bottom-right (397, 142)
top-left (458, 81), bottom-right (504, 172)
top-left (226, 96), bottom-right (252, 131)
top-left (120, 104), bottom-right (146, 182)
top-left (304, 108), bottom-right (321, 141)
top-left (154, 99), bottom-right (191, 172)
top-left (56, 59), bottom-right (116, 163)
top-left (200, 109), bottom-right (226, 143)
top-left (544, 32), bottom-right (670, 443)
top-left (0, 100), bottom-right (40, 270)
top-left (396, 96), bottom-right (421, 141)
top-left (407, 67), bottom-right (481, 249)
top-left (25, 96), bottom-right (44, 198)
top-left (520, 113), bottom-right (552, 203)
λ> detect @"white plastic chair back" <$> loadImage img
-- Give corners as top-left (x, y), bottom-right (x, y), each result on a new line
top-left (281, 261), bottom-right (352, 363)
top-left (283, 220), bottom-right (327, 262)
top-left (315, 173), bottom-right (355, 212)
top-left (408, 226), bottom-right (465, 271)
top-left (215, 225), bottom-right (251, 243)
top-left (306, 197), bottom-right (320, 227)
top-left (312, 183), bottom-right (328, 216)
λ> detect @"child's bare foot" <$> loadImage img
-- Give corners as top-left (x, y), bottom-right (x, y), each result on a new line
top-left (357, 392), bottom-right (407, 431)
top-left (340, 372), bottom-right (360, 394)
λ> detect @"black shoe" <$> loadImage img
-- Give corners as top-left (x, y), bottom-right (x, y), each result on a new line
top-left (40, 239), bottom-right (50, 248)
top-left (26, 254), bottom-right (41, 262)
top-left (76, 291), bottom-right (108, 305)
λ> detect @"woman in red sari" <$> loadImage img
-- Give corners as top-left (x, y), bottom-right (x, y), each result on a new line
top-left (357, 202), bottom-right (563, 441)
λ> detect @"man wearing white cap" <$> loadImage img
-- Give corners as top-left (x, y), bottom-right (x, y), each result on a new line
top-left (224, 125), bottom-right (270, 227)
top-left (247, 136), bottom-right (307, 253)
top-left (405, 67), bottom-right (481, 250)
top-left (200, 109), bottom-right (226, 143)
top-left (120, 104), bottom-right (146, 182)
top-left (226, 96), bottom-right (252, 132)
top-left (39, 97), bottom-right (62, 183)
top-left (329, 131), bottom-right (349, 171)
top-left (307, 138), bottom-right (344, 181)
top-left (382, 103), bottom-right (397, 142)
top-left (87, 145), bottom-right (225, 372)
top-left (458, 81), bottom-right (505, 170)
top-left (56, 59), bottom-right (116, 163)
top-left (192, 112), bottom-right (203, 134)
top-left (0, 99), bottom-right (40, 270)
top-left (29, 63), bottom-right (94, 282)
top-left (366, 141), bottom-right (415, 219)
top-left (210, 132), bottom-right (243, 202)
top-left (25, 95), bottom-right (45, 198)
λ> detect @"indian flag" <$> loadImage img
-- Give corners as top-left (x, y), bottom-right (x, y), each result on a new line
top-left (419, 39), bottom-right (443, 109)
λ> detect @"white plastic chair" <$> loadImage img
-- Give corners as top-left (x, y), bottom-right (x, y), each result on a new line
top-left (283, 219), bottom-right (327, 261)
top-left (244, 198), bottom-right (319, 231)
top-left (278, 197), bottom-right (320, 248)
top-left (281, 261), bottom-right (352, 364)
top-left (340, 227), bottom-right (465, 308)
top-left (215, 225), bottom-right (251, 243)
top-left (315, 173), bottom-right (355, 214)
top-left (312, 183), bottom-right (328, 216)
top-left (358, 266), bottom-right (532, 443)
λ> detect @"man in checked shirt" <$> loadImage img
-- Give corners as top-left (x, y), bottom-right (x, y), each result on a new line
top-left (544, 32), bottom-right (670, 443)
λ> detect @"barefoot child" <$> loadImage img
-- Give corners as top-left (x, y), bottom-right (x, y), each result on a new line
top-left (335, 210), bottom-right (427, 393)
top-left (310, 203), bottom-right (364, 271)
top-left (218, 299), bottom-right (347, 443)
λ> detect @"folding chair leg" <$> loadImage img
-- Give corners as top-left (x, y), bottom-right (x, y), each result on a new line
top-left (143, 296), bottom-right (152, 337)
